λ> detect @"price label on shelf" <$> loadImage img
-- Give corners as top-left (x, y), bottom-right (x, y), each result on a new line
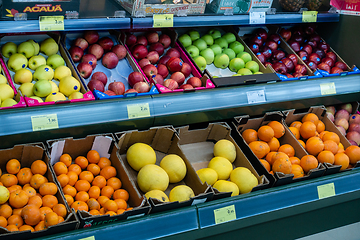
top-left (39, 16), bottom-right (64, 31)
top-left (127, 103), bottom-right (151, 119)
top-left (246, 90), bottom-right (266, 104)
top-left (31, 114), bottom-right (59, 131)
top-left (214, 205), bottom-right (236, 224)
top-left (317, 183), bottom-right (335, 199)
top-left (78, 237), bottom-right (95, 240)
top-left (302, 11), bottom-right (318, 22)
top-left (249, 12), bottom-right (266, 24)
top-left (153, 14), bottom-right (173, 28)
top-left (320, 82), bottom-right (336, 95)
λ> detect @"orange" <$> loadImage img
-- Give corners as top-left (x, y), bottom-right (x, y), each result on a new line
top-left (71, 201), bottom-right (88, 212)
top-left (64, 195), bottom-right (74, 206)
top-left (99, 207), bottom-right (105, 215)
top-left (28, 195), bottom-right (43, 208)
top-left (31, 160), bottom-right (47, 175)
top-left (97, 196), bottom-right (110, 207)
top-left (75, 180), bottom-right (91, 192)
top-left (30, 174), bottom-right (48, 189)
top-left (334, 152), bottom-right (350, 171)
top-left (113, 189), bottom-right (129, 201)
top-left (39, 182), bottom-right (58, 196)
top-left (39, 207), bottom-right (53, 221)
top-left (34, 220), bottom-right (46, 231)
top-left (23, 185), bottom-right (36, 198)
top-left (0, 204), bottom-right (12, 219)
top-left (8, 214), bottom-right (23, 227)
top-left (0, 174), bottom-right (18, 187)
top-left (89, 186), bottom-right (101, 199)
top-left (79, 171), bottom-right (94, 183)
top-left (265, 151), bottom-right (277, 165)
top-left (87, 164), bottom-right (101, 176)
top-left (117, 209), bottom-right (126, 215)
top-left (298, 139), bottom-right (305, 148)
top-left (89, 209), bottom-right (101, 216)
top-left (267, 137), bottom-right (280, 152)
top-left (53, 203), bottom-right (67, 218)
top-left (62, 185), bottom-right (77, 198)
top-left (42, 195), bottom-right (58, 209)
top-left (6, 224), bottom-right (19, 232)
top-left (12, 208), bottom-right (23, 216)
top-left (345, 145), bottom-right (360, 165)
top-left (257, 125), bottom-right (275, 142)
top-left (87, 198), bottom-right (100, 211)
top-left (75, 191), bottom-right (90, 202)
top-left (68, 164), bottom-right (82, 175)
top-left (271, 152), bottom-right (290, 164)
top-left (105, 211), bottom-right (117, 216)
top-left (114, 198), bottom-right (128, 210)
top-left (289, 126), bottom-right (300, 140)
top-left (92, 175), bottom-right (107, 189)
top-left (8, 184), bottom-right (22, 193)
top-left (100, 166), bottom-right (117, 180)
top-left (53, 162), bottom-right (68, 176)
top-left (57, 174), bottom-right (70, 188)
top-left (323, 140), bottom-right (339, 155)
top-left (87, 150), bottom-right (101, 164)
top-left (259, 159), bottom-right (271, 172)
top-left (98, 157), bottom-right (111, 169)
top-left (316, 120), bottom-right (325, 133)
top-left (44, 211), bottom-right (59, 227)
top-left (17, 168), bottom-right (33, 185)
top-left (300, 155), bottom-right (318, 173)
top-left (305, 137), bottom-right (324, 156)
top-left (59, 153), bottom-right (72, 167)
top-left (289, 156), bottom-right (301, 165)
top-left (21, 204), bottom-right (41, 226)
top-left (272, 157), bottom-right (292, 174)
top-left (101, 186), bottom-right (114, 198)
top-left (107, 177), bottom-right (122, 190)
top-left (278, 144), bottom-right (295, 157)
top-left (19, 224), bottom-right (34, 232)
top-left (319, 130), bottom-right (329, 140)
top-left (302, 113), bottom-right (319, 124)
top-left (267, 121), bottom-right (285, 138)
top-left (75, 156), bottom-right (88, 170)
top-left (67, 171), bottom-right (78, 186)
top-left (291, 164), bottom-right (305, 179)
top-left (9, 189), bottom-right (29, 209)
top-left (322, 132), bottom-right (340, 145)
top-left (248, 141), bottom-right (269, 159)
top-left (103, 200), bottom-right (118, 212)
top-left (6, 159), bottom-right (21, 175)
top-left (299, 121), bottom-right (317, 140)
top-left (58, 216), bottom-right (64, 223)
top-left (317, 150), bottom-right (335, 164)
top-left (290, 121), bottom-right (302, 130)
top-left (241, 129), bottom-right (258, 144)
top-left (0, 216), bottom-right (7, 228)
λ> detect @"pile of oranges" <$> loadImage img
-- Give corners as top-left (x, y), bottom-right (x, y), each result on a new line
top-left (55, 150), bottom-right (131, 217)
top-left (0, 159), bottom-right (67, 232)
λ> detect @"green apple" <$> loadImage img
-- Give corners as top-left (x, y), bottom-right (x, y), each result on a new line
top-left (40, 38), bottom-right (59, 56)
top-left (49, 80), bottom-right (59, 93)
top-left (223, 48), bottom-right (236, 60)
top-left (229, 58), bottom-right (245, 72)
top-left (0, 83), bottom-right (15, 101)
top-left (222, 32), bottom-right (236, 43)
top-left (69, 91), bottom-right (84, 100)
top-left (193, 39), bottom-right (207, 51)
top-left (59, 76), bottom-right (80, 96)
top-left (1, 98), bottom-right (17, 107)
top-left (245, 61), bottom-right (260, 73)
top-left (209, 44), bottom-right (222, 56)
top-left (237, 68), bottom-right (253, 75)
top-left (229, 41), bottom-right (244, 54)
top-left (213, 53), bottom-right (230, 69)
top-left (47, 54), bottom-right (65, 70)
top-left (45, 92), bottom-right (66, 102)
top-left (1, 42), bottom-right (17, 58)
top-left (201, 34), bottom-right (214, 46)
top-left (54, 65), bottom-right (72, 81)
top-left (214, 37), bottom-right (228, 50)
top-left (7, 53), bottom-right (28, 72)
top-left (33, 80), bottom-right (52, 97)
top-left (14, 68), bottom-right (33, 84)
top-left (178, 34), bottom-right (192, 48)
top-left (0, 74), bottom-right (7, 84)
top-left (28, 55), bottom-right (46, 70)
top-left (33, 65), bottom-right (54, 81)
top-left (17, 41), bottom-right (35, 59)
top-left (237, 52), bottom-right (252, 63)
top-left (185, 45), bottom-right (199, 58)
top-left (193, 56), bottom-right (207, 72)
top-left (200, 48), bottom-right (215, 65)
top-left (208, 29), bottom-right (221, 40)
top-left (29, 96), bottom-right (43, 103)
top-left (187, 30), bottom-right (200, 41)
top-left (254, 72), bottom-right (263, 74)
top-left (19, 82), bottom-right (34, 97)
top-left (26, 39), bottom-right (40, 56)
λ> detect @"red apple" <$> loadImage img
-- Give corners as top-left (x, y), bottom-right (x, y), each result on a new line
top-left (98, 37), bottom-right (114, 52)
top-left (138, 58), bottom-right (151, 69)
top-left (318, 62), bottom-right (331, 73)
top-left (307, 61), bottom-right (318, 71)
top-left (179, 84), bottom-right (194, 90)
top-left (126, 34), bottom-right (137, 47)
top-left (269, 34), bottom-right (280, 44)
top-left (313, 48), bottom-right (325, 59)
top-left (102, 52), bottom-right (119, 69)
top-left (291, 34), bottom-right (304, 44)
top-left (170, 72), bottom-right (185, 86)
top-left (330, 67), bottom-right (343, 74)
top-left (88, 79), bottom-right (104, 92)
top-left (264, 40), bottom-right (278, 51)
top-left (255, 28), bottom-right (268, 41)
top-left (104, 90), bottom-right (116, 96)
top-left (180, 62), bottom-right (192, 78)
top-left (326, 52), bottom-right (337, 62)
top-left (349, 123), bottom-right (360, 133)
top-left (83, 30), bottom-right (99, 45)
top-left (271, 49), bottom-right (285, 62)
top-left (321, 57), bottom-right (335, 67)
top-left (260, 46), bottom-right (272, 59)
top-left (334, 61), bottom-right (347, 70)
top-left (288, 40), bottom-right (301, 52)
top-left (157, 64), bottom-right (169, 78)
top-left (149, 42), bottom-right (165, 56)
top-left (302, 44), bottom-right (312, 55)
top-left (272, 62), bottom-right (287, 74)
top-left (146, 51), bottom-right (160, 64)
top-left (68, 46), bottom-right (83, 62)
top-left (128, 71), bottom-right (144, 87)
top-left (136, 35), bottom-right (148, 46)
top-left (166, 48), bottom-right (181, 58)
top-left (293, 72), bottom-right (304, 78)
top-left (250, 36), bottom-right (263, 47)
top-left (285, 73), bottom-right (294, 78)
top-left (249, 44), bottom-right (259, 54)
top-left (163, 79), bottom-right (179, 90)
top-left (112, 45), bottom-right (127, 60)
top-left (88, 44), bottom-right (104, 60)
top-left (166, 57), bottom-right (183, 72)
top-left (281, 57), bottom-right (294, 72)
top-left (159, 34), bottom-right (171, 48)
top-left (280, 28), bottom-right (291, 41)
top-left (142, 64), bottom-right (157, 78)
top-left (77, 62), bottom-right (93, 79)
top-left (81, 54), bottom-right (97, 69)
top-left (256, 53), bottom-right (266, 64)
top-left (294, 64), bottom-right (307, 75)
top-left (146, 31), bottom-right (159, 44)
top-left (125, 89), bottom-right (138, 94)
top-left (91, 72), bottom-right (107, 86)
top-left (288, 54), bottom-right (298, 66)
top-left (151, 74), bottom-right (164, 85)
top-left (307, 40), bottom-right (318, 48)
top-left (73, 37), bottom-right (88, 50)
top-left (298, 50), bottom-right (308, 62)
top-left (318, 41), bottom-right (330, 53)
top-left (133, 82), bottom-right (150, 93)
top-left (305, 24), bottom-right (316, 35)
top-left (349, 114), bottom-right (360, 124)
top-left (187, 77), bottom-right (202, 88)
top-left (308, 53), bottom-right (321, 64)
top-left (309, 33), bottom-right (321, 43)
top-left (131, 44), bottom-right (148, 60)
top-left (108, 81), bottom-right (125, 95)
top-left (159, 55), bottom-right (171, 65)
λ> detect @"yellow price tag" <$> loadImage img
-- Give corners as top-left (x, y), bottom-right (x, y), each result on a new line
top-left (31, 114), bottom-right (59, 131)
top-left (317, 183), bottom-right (335, 199)
top-left (79, 237), bottom-right (95, 240)
top-left (127, 103), bottom-right (151, 119)
top-left (153, 14), bottom-right (173, 28)
top-left (320, 82), bottom-right (336, 95)
top-left (39, 16), bottom-right (64, 31)
top-left (214, 205), bottom-right (236, 224)
top-left (302, 11), bottom-right (318, 22)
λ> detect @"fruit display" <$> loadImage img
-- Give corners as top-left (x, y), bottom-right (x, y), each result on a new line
top-left (65, 30), bottom-right (157, 99)
top-left (124, 30), bottom-right (214, 92)
top-left (0, 34), bottom-right (93, 107)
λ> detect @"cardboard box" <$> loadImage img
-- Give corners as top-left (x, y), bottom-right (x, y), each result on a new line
top-left (176, 122), bottom-right (271, 199)
top-left (0, 32), bottom-right (95, 107)
top-left (2, 0), bottom-right (80, 20)
top-left (46, 134), bottom-right (150, 229)
top-left (0, 143), bottom-right (78, 240)
top-left (63, 30), bottom-right (159, 100)
top-left (115, 126), bottom-right (213, 213)
top-left (234, 111), bottom-right (326, 186)
top-left (208, 0), bottom-right (273, 15)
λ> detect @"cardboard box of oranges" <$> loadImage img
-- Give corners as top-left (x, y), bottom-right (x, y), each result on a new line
top-left (0, 143), bottom-right (78, 240)
top-left (46, 134), bottom-right (150, 228)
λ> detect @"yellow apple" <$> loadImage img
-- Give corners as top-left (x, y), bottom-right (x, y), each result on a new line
top-left (0, 74), bottom-right (7, 84)
top-left (69, 91), bottom-right (83, 100)
top-left (1, 98), bottom-right (17, 107)
top-left (45, 92), bottom-right (66, 102)
top-left (14, 68), bottom-right (33, 84)
top-left (49, 80), bottom-right (59, 93)
top-left (59, 76), bottom-right (80, 96)
top-left (18, 82), bottom-right (34, 97)
top-left (54, 65), bottom-right (72, 81)
top-left (0, 83), bottom-right (14, 101)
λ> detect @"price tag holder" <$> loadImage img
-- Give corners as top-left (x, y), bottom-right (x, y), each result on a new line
top-left (214, 205), bottom-right (236, 224)
top-left (31, 114), bottom-right (59, 131)
top-left (302, 11), bottom-right (318, 22)
top-left (39, 16), bottom-right (64, 31)
top-left (79, 237), bottom-right (95, 240)
top-left (127, 103), bottom-right (151, 119)
top-left (153, 14), bottom-right (173, 28)
top-left (320, 82), bottom-right (336, 95)
top-left (249, 12), bottom-right (266, 24)
top-left (317, 183), bottom-right (335, 199)
top-left (247, 90), bottom-right (266, 104)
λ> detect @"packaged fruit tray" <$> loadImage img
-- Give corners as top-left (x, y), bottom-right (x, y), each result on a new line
top-left (122, 29), bottom-right (214, 93)
top-left (0, 32), bottom-right (94, 107)
top-left (46, 134), bottom-right (150, 228)
top-left (278, 25), bottom-right (360, 78)
top-left (233, 111), bottom-right (326, 187)
top-left (115, 126), bottom-right (213, 213)
top-left (177, 26), bottom-right (280, 87)
top-left (63, 30), bottom-right (158, 100)
top-left (0, 143), bottom-right (78, 240)
top-left (176, 122), bottom-right (271, 200)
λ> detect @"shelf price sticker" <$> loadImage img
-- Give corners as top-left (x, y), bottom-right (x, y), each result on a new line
top-left (320, 82), bottom-right (336, 95)
top-left (39, 16), bottom-right (64, 31)
top-left (247, 89), bottom-right (266, 104)
top-left (31, 114), bottom-right (59, 131)
top-left (302, 11), bottom-right (318, 23)
top-left (317, 183), bottom-right (335, 199)
top-left (249, 12), bottom-right (266, 24)
top-left (153, 14), bottom-right (173, 28)
top-left (78, 237), bottom-right (95, 240)
top-left (214, 205), bottom-right (236, 224)
top-left (127, 103), bottom-right (151, 119)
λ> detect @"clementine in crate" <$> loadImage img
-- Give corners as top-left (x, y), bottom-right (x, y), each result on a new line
top-left (291, 164), bottom-right (304, 179)
top-left (53, 204), bottom-right (67, 218)
top-left (0, 204), bottom-right (12, 219)
top-left (44, 211), bottom-right (59, 227)
top-left (30, 174), bottom-right (48, 189)
top-left (257, 125), bottom-right (275, 142)
top-left (290, 121), bottom-right (302, 130)
top-left (1, 174), bottom-right (18, 188)
top-left (271, 152), bottom-right (290, 164)
top-left (305, 137), bottom-right (325, 156)
top-left (39, 207), bottom-right (52, 221)
top-left (101, 186), bottom-right (114, 198)
top-left (323, 140), bottom-right (339, 155)
top-left (268, 137), bottom-right (280, 152)
top-left (8, 214), bottom-right (23, 227)
top-left (267, 121), bottom-right (285, 138)
top-left (249, 141), bottom-right (269, 159)
top-left (289, 126), bottom-right (300, 140)
top-left (34, 220), bottom-right (46, 231)
top-left (59, 153), bottom-right (72, 167)
top-left (9, 190), bottom-right (29, 209)
top-left (75, 180), bottom-right (91, 192)
top-left (89, 186), bottom-right (101, 199)
top-left (104, 200), bottom-right (118, 212)
top-left (300, 155), bottom-right (318, 173)
top-left (67, 171), bottom-right (78, 186)
top-left (259, 159), bottom-right (271, 172)
top-left (298, 140), bottom-right (305, 148)
top-left (299, 121), bottom-right (317, 139)
top-left (75, 191), bottom-right (90, 202)
top-left (302, 113), bottom-right (319, 124)
top-left (17, 168), bottom-right (33, 186)
top-left (317, 150), bottom-right (335, 164)
top-left (19, 224), bottom-right (34, 232)
top-left (63, 185), bottom-right (77, 198)
top-left (316, 120), bottom-right (325, 133)
top-left (87, 164), bottom-right (101, 176)
top-left (278, 144), bottom-right (295, 157)
top-left (242, 129), bottom-right (258, 144)
top-left (21, 204), bottom-right (41, 226)
top-left (98, 157), bottom-right (111, 169)
top-left (87, 198), bottom-right (100, 211)
top-left (92, 175), bottom-right (107, 189)
top-left (31, 160), bottom-right (47, 175)
top-left (6, 159), bottom-right (21, 175)
top-left (272, 157), bottom-right (292, 174)
top-left (71, 201), bottom-right (88, 212)
top-left (113, 189), bottom-right (129, 201)
top-left (265, 152), bottom-right (277, 165)
top-left (289, 157), bottom-right (301, 165)
top-left (322, 132), bottom-right (340, 145)
top-left (344, 145), bottom-right (360, 165)
top-left (42, 195), bottom-right (58, 209)
top-left (79, 171), bottom-right (94, 183)
top-left (334, 152), bottom-right (350, 170)
top-left (100, 166), bottom-right (117, 180)
top-left (39, 182), bottom-right (58, 196)
top-left (0, 216), bottom-right (7, 228)
top-left (87, 150), bottom-right (101, 164)
top-left (57, 174), bottom-right (70, 188)
top-left (28, 195), bottom-right (42, 208)
top-left (75, 156), bottom-right (89, 170)
top-left (107, 177), bottom-right (122, 190)
top-left (53, 162), bottom-right (68, 176)
top-left (68, 164), bottom-right (82, 176)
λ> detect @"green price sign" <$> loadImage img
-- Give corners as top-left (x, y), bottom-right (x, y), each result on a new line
top-left (302, 11), bottom-right (318, 22)
top-left (39, 16), bottom-right (64, 31)
top-left (153, 14), bottom-right (173, 28)
top-left (127, 103), bottom-right (151, 119)
top-left (214, 205), bottom-right (236, 224)
top-left (317, 183), bottom-right (335, 199)
top-left (31, 114), bottom-right (59, 131)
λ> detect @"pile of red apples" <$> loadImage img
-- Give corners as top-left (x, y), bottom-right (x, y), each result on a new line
top-left (279, 24), bottom-right (347, 74)
top-left (126, 31), bottom-right (202, 90)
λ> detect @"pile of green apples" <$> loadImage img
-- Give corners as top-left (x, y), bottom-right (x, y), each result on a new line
top-left (1, 37), bottom-right (83, 104)
top-left (178, 29), bottom-right (262, 76)
top-left (0, 64), bottom-right (17, 108)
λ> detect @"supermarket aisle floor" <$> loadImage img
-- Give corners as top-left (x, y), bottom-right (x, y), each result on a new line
top-left (297, 222), bottom-right (360, 240)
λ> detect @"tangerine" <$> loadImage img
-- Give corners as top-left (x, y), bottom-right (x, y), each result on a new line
top-left (87, 150), bottom-right (101, 164)
top-left (53, 162), bottom-right (68, 176)
top-left (300, 155), bottom-right (318, 173)
top-left (302, 113), bottom-right (319, 124)
top-left (278, 144), bottom-right (295, 157)
top-left (334, 152), bottom-right (350, 171)
top-left (345, 145), bottom-right (360, 165)
top-left (257, 125), bottom-right (275, 142)
top-left (31, 160), bottom-right (47, 175)
top-left (59, 153), bottom-right (72, 167)
top-left (299, 121), bottom-right (317, 139)
top-left (242, 129), bottom-right (258, 144)
top-left (267, 121), bottom-right (285, 138)
top-left (317, 150), bottom-right (335, 164)
top-left (6, 159), bottom-right (21, 175)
